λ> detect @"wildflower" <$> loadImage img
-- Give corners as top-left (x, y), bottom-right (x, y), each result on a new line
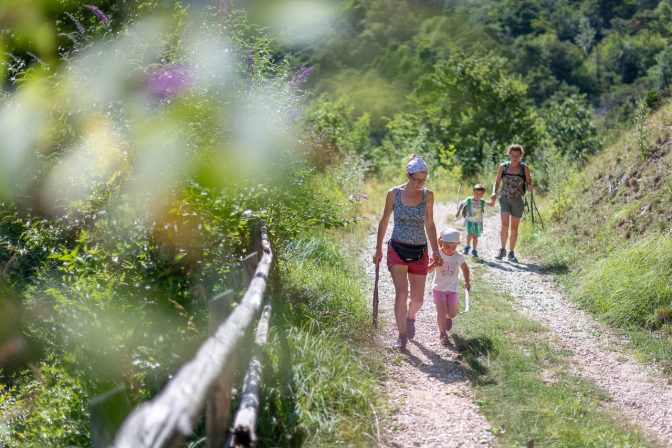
top-left (84, 4), bottom-right (111, 27)
top-left (246, 51), bottom-right (254, 73)
top-left (65, 12), bottom-right (86, 34)
top-left (146, 64), bottom-right (192, 99)
top-left (291, 65), bottom-right (315, 86)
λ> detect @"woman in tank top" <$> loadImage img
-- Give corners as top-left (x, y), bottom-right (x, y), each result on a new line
top-left (373, 155), bottom-right (442, 350)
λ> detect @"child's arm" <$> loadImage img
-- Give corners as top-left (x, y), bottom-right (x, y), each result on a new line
top-left (486, 195), bottom-right (496, 207)
top-left (460, 261), bottom-right (471, 290)
top-left (427, 258), bottom-right (439, 273)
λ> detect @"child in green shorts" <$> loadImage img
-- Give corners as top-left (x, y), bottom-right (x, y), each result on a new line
top-left (455, 184), bottom-right (496, 257)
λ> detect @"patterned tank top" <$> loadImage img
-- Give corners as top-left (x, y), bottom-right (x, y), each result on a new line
top-left (500, 162), bottom-right (526, 199)
top-left (391, 187), bottom-right (427, 245)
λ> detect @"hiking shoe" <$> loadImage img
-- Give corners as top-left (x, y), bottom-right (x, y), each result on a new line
top-left (507, 251), bottom-right (518, 263)
top-left (495, 248), bottom-right (506, 260)
top-left (463, 245), bottom-right (471, 255)
top-left (471, 248), bottom-right (478, 258)
top-left (394, 334), bottom-right (408, 350)
top-left (445, 318), bottom-right (453, 332)
top-left (439, 332), bottom-right (449, 347)
top-left (406, 318), bottom-right (416, 339)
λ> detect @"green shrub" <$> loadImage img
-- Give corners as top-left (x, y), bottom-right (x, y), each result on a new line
top-left (0, 362), bottom-right (89, 448)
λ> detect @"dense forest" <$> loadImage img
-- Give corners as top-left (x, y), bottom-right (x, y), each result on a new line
top-left (1, 0), bottom-right (671, 446)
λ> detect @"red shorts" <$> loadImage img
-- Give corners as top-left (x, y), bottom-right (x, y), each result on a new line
top-left (387, 242), bottom-right (429, 276)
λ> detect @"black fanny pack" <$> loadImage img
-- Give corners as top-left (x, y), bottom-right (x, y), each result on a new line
top-left (390, 240), bottom-right (427, 262)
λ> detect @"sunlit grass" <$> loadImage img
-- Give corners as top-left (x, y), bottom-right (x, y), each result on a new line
top-left (457, 264), bottom-right (656, 447)
top-left (258, 232), bottom-right (382, 446)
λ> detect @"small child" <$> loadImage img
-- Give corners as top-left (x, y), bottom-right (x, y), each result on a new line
top-left (455, 183), bottom-right (496, 257)
top-left (428, 228), bottom-right (470, 347)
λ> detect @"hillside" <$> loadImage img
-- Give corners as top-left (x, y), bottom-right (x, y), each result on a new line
top-left (523, 99), bottom-right (672, 368)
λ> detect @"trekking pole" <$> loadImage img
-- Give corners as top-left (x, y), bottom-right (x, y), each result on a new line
top-left (531, 190), bottom-right (545, 230)
top-left (456, 183), bottom-right (461, 208)
top-left (464, 287), bottom-right (470, 313)
top-left (524, 191), bottom-right (533, 225)
top-left (372, 261), bottom-right (380, 328)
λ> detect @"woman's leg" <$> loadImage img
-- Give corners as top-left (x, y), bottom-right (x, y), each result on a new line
top-left (390, 265), bottom-right (409, 335)
top-left (500, 212), bottom-right (511, 249)
top-left (509, 215), bottom-right (521, 251)
top-left (408, 273), bottom-right (427, 320)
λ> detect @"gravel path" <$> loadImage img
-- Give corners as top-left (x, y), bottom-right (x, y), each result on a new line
top-left (474, 211), bottom-right (672, 446)
top-left (363, 203), bottom-right (493, 448)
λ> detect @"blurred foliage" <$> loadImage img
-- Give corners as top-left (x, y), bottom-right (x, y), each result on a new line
top-left (0, 1), bottom-right (366, 446)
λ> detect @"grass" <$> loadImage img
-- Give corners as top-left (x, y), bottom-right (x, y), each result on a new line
top-left (515, 97), bottom-right (672, 373)
top-left (256, 233), bottom-right (383, 447)
top-left (454, 262), bottom-right (657, 447)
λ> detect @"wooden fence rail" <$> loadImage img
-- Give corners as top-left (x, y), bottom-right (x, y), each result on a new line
top-left (101, 224), bottom-right (273, 448)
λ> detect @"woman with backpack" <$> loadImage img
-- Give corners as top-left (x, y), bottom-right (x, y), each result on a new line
top-left (490, 144), bottom-right (534, 263)
top-left (373, 155), bottom-right (442, 350)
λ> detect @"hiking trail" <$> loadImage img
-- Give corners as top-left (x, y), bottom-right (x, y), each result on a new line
top-left (363, 203), bottom-right (494, 447)
top-left (475, 210), bottom-right (672, 446)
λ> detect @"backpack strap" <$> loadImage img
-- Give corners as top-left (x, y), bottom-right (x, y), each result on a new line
top-left (502, 162), bottom-right (525, 178)
top-left (480, 199), bottom-right (485, 212)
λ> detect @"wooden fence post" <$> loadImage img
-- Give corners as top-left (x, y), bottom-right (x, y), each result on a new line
top-left (111, 226), bottom-right (273, 448)
top-left (89, 385), bottom-right (132, 448)
top-left (206, 289), bottom-right (236, 448)
top-left (228, 302), bottom-right (272, 447)
top-left (250, 222), bottom-right (263, 262)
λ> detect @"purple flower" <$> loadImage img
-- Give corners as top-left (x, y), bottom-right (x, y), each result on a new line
top-left (146, 64), bottom-right (192, 99)
top-left (219, 0), bottom-right (229, 17)
top-left (246, 51), bottom-right (254, 73)
top-left (65, 12), bottom-right (86, 34)
top-left (84, 4), bottom-right (111, 27)
top-left (291, 65), bottom-right (315, 86)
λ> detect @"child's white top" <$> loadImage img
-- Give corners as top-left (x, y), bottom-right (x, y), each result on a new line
top-left (463, 196), bottom-right (485, 223)
top-left (432, 251), bottom-right (465, 292)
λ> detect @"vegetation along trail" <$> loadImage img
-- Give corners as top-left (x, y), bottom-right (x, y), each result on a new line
top-left (474, 211), bottom-right (672, 446)
top-left (363, 203), bottom-right (493, 447)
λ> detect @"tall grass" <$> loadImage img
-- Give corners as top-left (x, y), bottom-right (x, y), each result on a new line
top-left (575, 235), bottom-right (672, 331)
top-left (257, 233), bottom-right (381, 447)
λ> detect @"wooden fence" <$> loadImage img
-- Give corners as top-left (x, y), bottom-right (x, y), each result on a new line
top-left (91, 223), bottom-right (273, 448)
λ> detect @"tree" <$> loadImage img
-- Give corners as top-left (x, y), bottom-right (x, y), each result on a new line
top-left (542, 94), bottom-right (601, 160)
top-left (408, 51), bottom-right (545, 174)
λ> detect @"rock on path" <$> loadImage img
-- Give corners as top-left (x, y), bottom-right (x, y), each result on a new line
top-left (475, 211), bottom-right (672, 446)
top-left (363, 203), bottom-right (493, 448)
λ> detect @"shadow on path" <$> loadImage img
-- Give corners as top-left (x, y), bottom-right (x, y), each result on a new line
top-left (397, 339), bottom-right (467, 385)
top-left (481, 258), bottom-right (567, 275)
top-left (452, 334), bottom-right (497, 386)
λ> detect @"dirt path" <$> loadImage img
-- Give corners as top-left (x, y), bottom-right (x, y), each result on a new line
top-left (363, 203), bottom-right (493, 448)
top-left (473, 211), bottom-right (672, 446)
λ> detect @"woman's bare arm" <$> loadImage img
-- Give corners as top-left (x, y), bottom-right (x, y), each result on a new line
top-left (425, 190), bottom-right (441, 265)
top-left (374, 189), bottom-right (396, 263)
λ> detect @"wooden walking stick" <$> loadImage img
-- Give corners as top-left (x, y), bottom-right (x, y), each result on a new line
top-left (373, 261), bottom-right (380, 328)
top-left (464, 287), bottom-right (470, 313)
